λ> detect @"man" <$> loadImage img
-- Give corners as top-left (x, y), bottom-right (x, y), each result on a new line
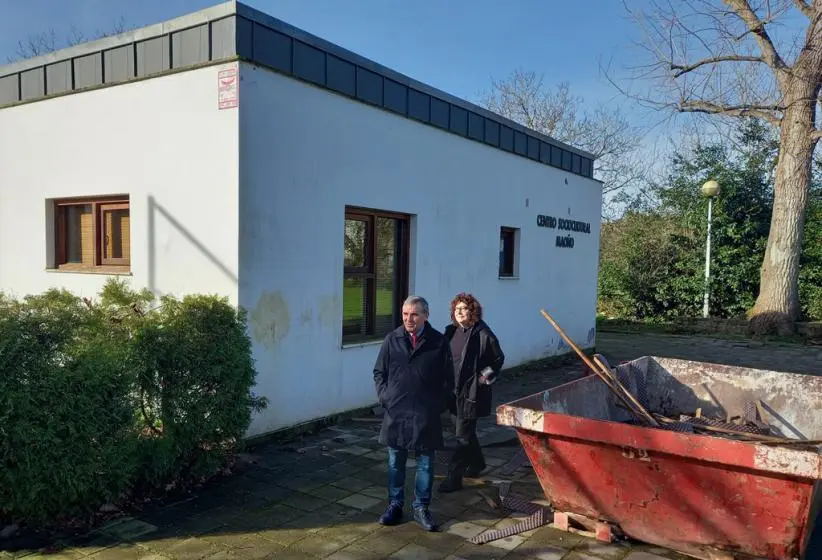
top-left (373, 295), bottom-right (453, 532)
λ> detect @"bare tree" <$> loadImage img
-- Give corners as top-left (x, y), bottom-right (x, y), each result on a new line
top-left (480, 69), bottom-right (648, 218)
top-left (8, 18), bottom-right (128, 63)
top-left (612, 0), bottom-right (822, 333)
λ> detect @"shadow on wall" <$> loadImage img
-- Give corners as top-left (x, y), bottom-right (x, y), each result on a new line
top-left (147, 195), bottom-right (238, 294)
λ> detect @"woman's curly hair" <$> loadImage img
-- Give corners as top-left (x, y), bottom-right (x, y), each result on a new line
top-left (449, 292), bottom-right (483, 325)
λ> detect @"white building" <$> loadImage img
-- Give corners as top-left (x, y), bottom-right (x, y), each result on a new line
top-left (0, 1), bottom-right (602, 438)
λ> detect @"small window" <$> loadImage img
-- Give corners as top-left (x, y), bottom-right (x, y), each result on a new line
top-left (343, 207), bottom-right (410, 343)
top-left (52, 196), bottom-right (131, 272)
top-left (499, 226), bottom-right (519, 278)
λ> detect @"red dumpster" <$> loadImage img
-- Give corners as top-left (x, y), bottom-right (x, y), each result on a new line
top-left (496, 355), bottom-right (822, 560)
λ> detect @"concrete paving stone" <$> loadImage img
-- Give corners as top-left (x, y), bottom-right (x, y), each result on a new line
top-left (337, 493), bottom-right (382, 511)
top-left (389, 543), bottom-right (448, 560)
top-left (204, 532), bottom-right (285, 559)
top-left (572, 540), bottom-right (630, 560)
top-left (353, 530), bottom-right (413, 556)
top-left (456, 507), bottom-right (506, 528)
top-left (288, 533), bottom-right (353, 557)
top-left (98, 517), bottom-right (158, 541)
top-left (67, 531), bottom-right (121, 556)
top-left (148, 536), bottom-right (221, 560)
top-left (331, 477), bottom-right (375, 492)
top-left (84, 543), bottom-right (165, 559)
top-left (312, 523), bottom-right (369, 546)
top-left (280, 491), bottom-right (330, 512)
top-left (443, 520), bottom-right (487, 540)
top-left (359, 485), bottom-right (386, 499)
top-left (255, 524), bottom-right (309, 547)
top-left (307, 484), bottom-right (354, 502)
top-left (363, 451), bottom-right (387, 461)
top-left (508, 542), bottom-right (569, 560)
top-left (365, 463), bottom-right (389, 476)
top-left (450, 542), bottom-right (509, 559)
top-left (487, 533), bottom-right (527, 551)
top-left (429, 501), bottom-right (469, 520)
top-left (326, 544), bottom-right (385, 560)
top-left (326, 463), bottom-right (367, 477)
top-left (624, 552), bottom-right (670, 560)
top-left (130, 533), bottom-right (190, 554)
top-left (409, 530), bottom-right (467, 555)
top-left (275, 476), bottom-right (326, 493)
top-left (285, 509), bottom-right (347, 535)
top-left (307, 469), bottom-right (346, 484)
top-left (563, 553), bottom-right (608, 560)
top-left (338, 446), bottom-right (373, 456)
top-left (222, 503), bottom-right (303, 533)
top-left (332, 511), bottom-right (384, 536)
top-left (170, 507), bottom-right (243, 537)
top-left (528, 526), bottom-right (584, 549)
top-left (17, 549), bottom-right (85, 560)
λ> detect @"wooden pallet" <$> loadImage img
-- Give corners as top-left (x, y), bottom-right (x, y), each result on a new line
top-left (552, 511), bottom-right (621, 543)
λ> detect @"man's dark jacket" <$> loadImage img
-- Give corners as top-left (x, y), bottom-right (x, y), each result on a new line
top-left (443, 320), bottom-right (505, 419)
top-left (373, 322), bottom-right (454, 451)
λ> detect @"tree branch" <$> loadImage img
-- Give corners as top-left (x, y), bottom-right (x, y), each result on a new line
top-left (671, 55), bottom-right (766, 77)
top-left (678, 99), bottom-right (782, 126)
top-left (793, 0), bottom-right (814, 18)
top-left (724, 0), bottom-right (788, 81)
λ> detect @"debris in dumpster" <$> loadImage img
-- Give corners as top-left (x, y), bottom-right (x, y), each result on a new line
top-left (539, 309), bottom-right (822, 450)
top-left (653, 413), bottom-right (822, 447)
top-left (540, 309), bottom-right (659, 427)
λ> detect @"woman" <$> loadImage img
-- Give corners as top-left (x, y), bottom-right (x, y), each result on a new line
top-left (439, 292), bottom-right (505, 493)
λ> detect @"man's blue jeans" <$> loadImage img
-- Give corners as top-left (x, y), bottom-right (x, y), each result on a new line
top-left (387, 447), bottom-right (434, 509)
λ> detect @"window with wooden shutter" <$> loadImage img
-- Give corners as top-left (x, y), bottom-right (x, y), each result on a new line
top-left (53, 196), bottom-right (131, 272)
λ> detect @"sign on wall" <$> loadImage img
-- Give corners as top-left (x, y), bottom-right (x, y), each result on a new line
top-left (218, 66), bottom-right (239, 110)
top-left (536, 214), bottom-right (591, 249)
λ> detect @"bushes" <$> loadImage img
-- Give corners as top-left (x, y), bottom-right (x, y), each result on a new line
top-left (0, 280), bottom-right (267, 526)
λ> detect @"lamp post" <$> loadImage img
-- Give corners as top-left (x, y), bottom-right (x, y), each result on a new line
top-left (701, 179), bottom-right (721, 318)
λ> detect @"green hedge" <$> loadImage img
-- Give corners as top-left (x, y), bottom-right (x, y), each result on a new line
top-left (0, 279), bottom-right (268, 526)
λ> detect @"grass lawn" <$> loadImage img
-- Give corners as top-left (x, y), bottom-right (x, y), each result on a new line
top-left (343, 284), bottom-right (396, 331)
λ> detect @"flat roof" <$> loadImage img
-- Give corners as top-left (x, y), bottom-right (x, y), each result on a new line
top-left (0, 1), bottom-right (596, 178)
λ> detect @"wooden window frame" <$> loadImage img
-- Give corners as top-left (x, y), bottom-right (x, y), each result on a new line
top-left (53, 195), bottom-right (131, 273)
top-left (343, 206), bottom-right (410, 344)
top-left (499, 226), bottom-right (517, 278)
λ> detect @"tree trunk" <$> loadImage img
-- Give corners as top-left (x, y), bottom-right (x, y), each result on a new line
top-left (749, 101), bottom-right (816, 334)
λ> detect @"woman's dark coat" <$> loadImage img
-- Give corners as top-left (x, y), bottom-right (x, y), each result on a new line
top-left (443, 320), bottom-right (505, 419)
top-left (373, 322), bottom-right (454, 451)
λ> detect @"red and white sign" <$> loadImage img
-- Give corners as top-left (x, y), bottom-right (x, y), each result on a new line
top-left (218, 67), bottom-right (238, 110)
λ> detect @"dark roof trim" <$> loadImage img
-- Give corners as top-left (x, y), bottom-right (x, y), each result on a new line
top-left (0, 0), bottom-right (596, 178)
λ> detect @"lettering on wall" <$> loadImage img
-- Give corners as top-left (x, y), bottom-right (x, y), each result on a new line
top-left (536, 214), bottom-right (591, 249)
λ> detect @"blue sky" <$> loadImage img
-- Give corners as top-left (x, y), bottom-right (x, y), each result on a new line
top-left (0, 0), bottom-right (638, 111)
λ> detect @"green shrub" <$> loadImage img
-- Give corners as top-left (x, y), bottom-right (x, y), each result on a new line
top-left (0, 289), bottom-right (138, 524)
top-left (134, 294), bottom-right (266, 487)
top-left (0, 280), bottom-right (267, 526)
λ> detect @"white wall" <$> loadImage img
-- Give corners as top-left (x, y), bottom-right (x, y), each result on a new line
top-left (0, 63), bottom-right (240, 303)
top-left (238, 62), bottom-right (603, 436)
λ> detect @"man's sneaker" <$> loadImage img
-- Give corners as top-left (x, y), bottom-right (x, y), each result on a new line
top-left (413, 506), bottom-right (438, 532)
top-left (378, 502), bottom-right (403, 526)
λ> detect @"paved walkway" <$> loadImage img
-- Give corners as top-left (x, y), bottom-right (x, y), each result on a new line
top-left (2, 333), bottom-right (819, 560)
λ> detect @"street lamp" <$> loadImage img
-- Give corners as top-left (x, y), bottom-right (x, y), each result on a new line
top-left (701, 179), bottom-right (721, 318)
